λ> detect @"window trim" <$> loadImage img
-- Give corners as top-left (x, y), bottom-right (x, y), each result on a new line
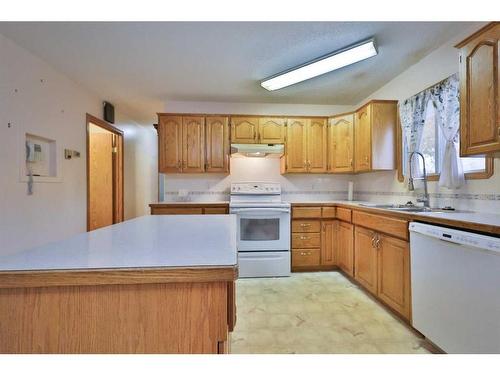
top-left (396, 114), bottom-right (494, 183)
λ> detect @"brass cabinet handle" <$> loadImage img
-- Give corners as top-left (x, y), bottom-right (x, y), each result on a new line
top-left (375, 236), bottom-right (381, 249)
top-left (177, 160), bottom-right (181, 170)
top-left (300, 251), bottom-right (311, 256)
top-left (300, 236), bottom-right (309, 240)
top-left (300, 223), bottom-right (311, 227)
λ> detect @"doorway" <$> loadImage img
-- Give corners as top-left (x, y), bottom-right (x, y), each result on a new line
top-left (86, 114), bottom-right (124, 231)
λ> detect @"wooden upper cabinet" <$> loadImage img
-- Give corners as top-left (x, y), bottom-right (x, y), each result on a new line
top-left (285, 118), bottom-right (308, 172)
top-left (307, 118), bottom-right (328, 173)
top-left (456, 22), bottom-right (500, 156)
top-left (231, 117), bottom-right (258, 144)
top-left (354, 225), bottom-right (378, 295)
top-left (377, 234), bottom-right (411, 320)
top-left (205, 116), bottom-right (229, 173)
top-left (354, 101), bottom-right (397, 172)
top-left (258, 117), bottom-right (285, 144)
top-left (354, 105), bottom-right (372, 172)
top-left (158, 115), bottom-right (182, 173)
top-left (282, 118), bottom-right (328, 173)
top-left (329, 113), bottom-right (354, 172)
top-left (182, 116), bottom-right (205, 173)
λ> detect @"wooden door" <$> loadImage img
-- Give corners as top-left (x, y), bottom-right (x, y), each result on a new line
top-left (285, 118), bottom-right (308, 172)
top-left (182, 116), bottom-right (205, 173)
top-left (158, 115), bottom-right (182, 173)
top-left (337, 221), bottom-right (354, 277)
top-left (307, 118), bottom-right (327, 173)
top-left (87, 116), bottom-right (124, 232)
top-left (354, 226), bottom-right (378, 294)
top-left (377, 234), bottom-right (411, 320)
top-left (230, 117), bottom-right (258, 144)
top-left (258, 117), bottom-right (285, 144)
top-left (458, 23), bottom-right (500, 155)
top-left (354, 105), bottom-right (372, 172)
top-left (329, 114), bottom-right (354, 172)
top-left (321, 220), bottom-right (337, 266)
top-left (89, 128), bottom-right (114, 231)
top-left (205, 116), bottom-right (229, 173)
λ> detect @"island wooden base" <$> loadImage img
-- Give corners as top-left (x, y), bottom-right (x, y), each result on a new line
top-left (0, 279), bottom-right (236, 353)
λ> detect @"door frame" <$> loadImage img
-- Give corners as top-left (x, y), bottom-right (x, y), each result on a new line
top-left (86, 113), bottom-right (124, 231)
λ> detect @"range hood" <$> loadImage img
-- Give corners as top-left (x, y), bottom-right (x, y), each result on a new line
top-left (230, 143), bottom-right (284, 158)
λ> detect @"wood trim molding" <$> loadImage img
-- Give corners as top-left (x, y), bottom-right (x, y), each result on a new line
top-left (0, 266), bottom-right (238, 289)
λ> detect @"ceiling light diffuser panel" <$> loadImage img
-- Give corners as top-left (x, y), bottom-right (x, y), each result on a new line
top-left (261, 38), bottom-right (378, 91)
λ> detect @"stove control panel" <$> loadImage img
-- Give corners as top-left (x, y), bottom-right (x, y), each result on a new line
top-left (230, 182), bottom-right (281, 195)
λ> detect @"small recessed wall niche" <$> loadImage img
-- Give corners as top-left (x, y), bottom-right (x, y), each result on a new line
top-left (19, 133), bottom-right (61, 183)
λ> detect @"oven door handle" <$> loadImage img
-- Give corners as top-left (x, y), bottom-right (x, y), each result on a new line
top-left (231, 208), bottom-right (290, 213)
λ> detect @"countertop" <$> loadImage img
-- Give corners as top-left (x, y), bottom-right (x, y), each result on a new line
top-left (291, 200), bottom-right (500, 235)
top-left (0, 215), bottom-right (238, 272)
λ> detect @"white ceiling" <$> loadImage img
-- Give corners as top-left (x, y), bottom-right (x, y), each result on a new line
top-left (0, 22), bottom-right (475, 123)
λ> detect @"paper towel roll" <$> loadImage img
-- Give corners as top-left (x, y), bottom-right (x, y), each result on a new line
top-left (348, 181), bottom-right (354, 201)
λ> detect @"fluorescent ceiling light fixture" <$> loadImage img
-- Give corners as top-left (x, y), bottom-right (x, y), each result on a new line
top-left (261, 38), bottom-right (378, 91)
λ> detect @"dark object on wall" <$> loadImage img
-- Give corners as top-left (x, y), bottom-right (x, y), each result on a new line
top-left (103, 101), bottom-right (115, 124)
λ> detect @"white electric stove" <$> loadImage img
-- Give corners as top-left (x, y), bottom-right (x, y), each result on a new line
top-left (230, 182), bottom-right (291, 278)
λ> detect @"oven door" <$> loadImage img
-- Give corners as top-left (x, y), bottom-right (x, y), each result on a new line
top-left (231, 207), bottom-right (290, 252)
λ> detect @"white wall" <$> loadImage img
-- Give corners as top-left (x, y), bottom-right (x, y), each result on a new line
top-left (115, 113), bottom-right (158, 219)
top-left (353, 22), bottom-right (500, 213)
top-left (161, 101), bottom-right (354, 202)
top-left (0, 33), bottom-right (152, 256)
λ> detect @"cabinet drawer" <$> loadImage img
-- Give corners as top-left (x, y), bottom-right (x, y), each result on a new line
top-left (292, 233), bottom-right (321, 248)
top-left (203, 207), bottom-right (228, 214)
top-left (352, 210), bottom-right (408, 240)
top-left (292, 248), bottom-right (320, 267)
top-left (292, 220), bottom-right (321, 233)
top-left (322, 207), bottom-right (336, 218)
top-left (151, 207), bottom-right (203, 215)
top-left (292, 207), bottom-right (322, 218)
top-left (336, 207), bottom-right (352, 222)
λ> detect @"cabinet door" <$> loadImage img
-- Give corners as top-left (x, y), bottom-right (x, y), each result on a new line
top-left (377, 234), bottom-right (411, 320)
top-left (230, 117), bottom-right (258, 144)
top-left (206, 116), bottom-right (229, 173)
top-left (329, 114), bottom-right (354, 172)
top-left (182, 116), bottom-right (205, 173)
top-left (354, 105), bottom-right (372, 172)
top-left (258, 117), bottom-right (285, 144)
top-left (158, 115), bottom-right (182, 173)
top-left (354, 226), bottom-right (378, 294)
top-left (285, 118), bottom-right (308, 172)
top-left (337, 221), bottom-right (354, 277)
top-left (307, 118), bottom-right (328, 173)
top-left (321, 220), bottom-right (337, 266)
top-left (458, 23), bottom-right (500, 156)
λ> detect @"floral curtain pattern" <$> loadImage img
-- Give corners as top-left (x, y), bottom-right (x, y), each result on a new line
top-left (429, 73), bottom-right (464, 189)
top-left (398, 89), bottom-right (431, 186)
top-left (399, 73), bottom-right (464, 191)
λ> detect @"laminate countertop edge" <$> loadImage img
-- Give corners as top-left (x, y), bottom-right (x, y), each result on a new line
top-left (0, 265), bottom-right (239, 289)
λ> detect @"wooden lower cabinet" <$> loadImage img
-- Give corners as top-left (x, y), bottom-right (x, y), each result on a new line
top-left (337, 221), bottom-right (354, 277)
top-left (321, 220), bottom-right (337, 266)
top-left (354, 224), bottom-right (411, 320)
top-left (150, 204), bottom-right (228, 215)
top-left (377, 234), bottom-right (411, 319)
top-left (354, 226), bottom-right (378, 295)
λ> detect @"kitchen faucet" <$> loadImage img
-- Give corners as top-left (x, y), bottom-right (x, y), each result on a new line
top-left (408, 151), bottom-right (430, 208)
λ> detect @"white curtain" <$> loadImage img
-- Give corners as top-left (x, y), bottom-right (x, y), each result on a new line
top-left (399, 90), bottom-right (431, 187)
top-left (429, 73), bottom-right (464, 189)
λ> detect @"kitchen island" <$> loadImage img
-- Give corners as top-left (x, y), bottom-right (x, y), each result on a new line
top-left (0, 215), bottom-right (238, 354)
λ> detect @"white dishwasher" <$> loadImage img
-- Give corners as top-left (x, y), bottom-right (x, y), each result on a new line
top-left (409, 222), bottom-right (500, 353)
